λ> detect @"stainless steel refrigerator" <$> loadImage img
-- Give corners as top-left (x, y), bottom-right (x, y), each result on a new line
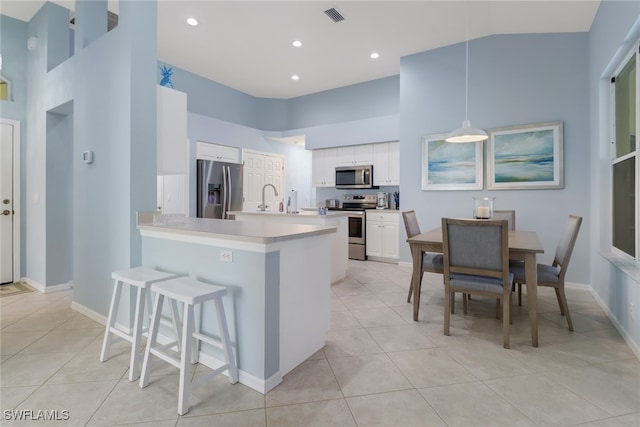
top-left (196, 160), bottom-right (243, 219)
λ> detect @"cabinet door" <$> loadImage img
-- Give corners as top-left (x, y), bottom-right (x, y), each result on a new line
top-left (312, 149), bottom-right (336, 187)
top-left (372, 143), bottom-right (390, 186)
top-left (157, 174), bottom-right (186, 214)
top-left (336, 146), bottom-right (355, 165)
top-left (373, 142), bottom-right (400, 186)
top-left (217, 145), bottom-right (239, 163)
top-left (322, 148), bottom-right (336, 186)
top-left (157, 86), bottom-right (187, 175)
top-left (366, 220), bottom-right (382, 257)
top-left (387, 142), bottom-right (400, 185)
top-left (354, 144), bottom-right (373, 165)
top-left (381, 221), bottom-right (399, 258)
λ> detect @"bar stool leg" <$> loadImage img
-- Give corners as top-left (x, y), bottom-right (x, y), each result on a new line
top-left (100, 279), bottom-right (123, 362)
top-left (129, 286), bottom-right (146, 381)
top-left (169, 298), bottom-right (182, 352)
top-left (139, 292), bottom-right (164, 389)
top-left (178, 302), bottom-right (194, 416)
top-left (214, 298), bottom-right (238, 384)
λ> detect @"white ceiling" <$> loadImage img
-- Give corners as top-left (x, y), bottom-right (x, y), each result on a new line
top-left (2, 1), bottom-right (600, 99)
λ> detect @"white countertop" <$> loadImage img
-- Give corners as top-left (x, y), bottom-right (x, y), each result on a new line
top-left (138, 215), bottom-right (336, 244)
top-left (230, 210), bottom-right (352, 218)
top-left (365, 209), bottom-right (400, 213)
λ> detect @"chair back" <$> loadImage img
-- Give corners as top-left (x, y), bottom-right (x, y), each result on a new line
top-left (492, 210), bottom-right (516, 230)
top-left (402, 210), bottom-right (422, 239)
top-left (442, 218), bottom-right (509, 281)
top-left (554, 215), bottom-right (583, 279)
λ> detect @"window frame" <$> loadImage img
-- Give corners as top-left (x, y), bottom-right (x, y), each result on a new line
top-left (611, 43), bottom-right (640, 260)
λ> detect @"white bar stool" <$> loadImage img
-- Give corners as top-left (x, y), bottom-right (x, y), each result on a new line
top-left (100, 267), bottom-right (181, 381)
top-left (139, 276), bottom-right (238, 416)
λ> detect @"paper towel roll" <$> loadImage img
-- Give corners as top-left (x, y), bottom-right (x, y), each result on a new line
top-left (290, 190), bottom-right (297, 213)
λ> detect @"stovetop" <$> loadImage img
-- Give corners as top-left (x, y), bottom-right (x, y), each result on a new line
top-left (327, 194), bottom-right (378, 211)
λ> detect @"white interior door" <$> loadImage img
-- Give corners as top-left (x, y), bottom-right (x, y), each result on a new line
top-left (242, 150), bottom-right (285, 212)
top-left (0, 122), bottom-right (14, 284)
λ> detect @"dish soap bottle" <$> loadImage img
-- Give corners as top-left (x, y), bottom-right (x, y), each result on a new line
top-left (279, 199), bottom-right (284, 212)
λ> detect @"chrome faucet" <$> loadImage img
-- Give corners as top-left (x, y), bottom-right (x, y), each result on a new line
top-left (259, 183), bottom-right (279, 211)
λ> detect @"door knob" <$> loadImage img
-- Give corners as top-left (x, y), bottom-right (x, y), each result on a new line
top-left (2, 210), bottom-right (10, 216)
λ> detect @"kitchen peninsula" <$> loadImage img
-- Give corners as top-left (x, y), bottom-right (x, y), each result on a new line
top-left (230, 210), bottom-right (349, 283)
top-left (137, 214), bottom-right (335, 393)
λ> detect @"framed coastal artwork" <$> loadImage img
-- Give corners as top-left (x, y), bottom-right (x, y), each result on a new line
top-left (487, 121), bottom-right (564, 190)
top-left (421, 133), bottom-right (483, 191)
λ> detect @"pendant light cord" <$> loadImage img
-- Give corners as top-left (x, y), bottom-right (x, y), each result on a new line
top-left (464, 27), bottom-right (469, 122)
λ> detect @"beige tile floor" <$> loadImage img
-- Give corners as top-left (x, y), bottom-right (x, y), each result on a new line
top-left (1, 260), bottom-right (639, 426)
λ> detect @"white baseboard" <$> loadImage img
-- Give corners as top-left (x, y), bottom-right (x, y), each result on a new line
top-left (587, 287), bottom-right (640, 361)
top-left (397, 261), bottom-right (412, 269)
top-left (22, 277), bottom-right (72, 294)
top-left (71, 300), bottom-right (278, 394)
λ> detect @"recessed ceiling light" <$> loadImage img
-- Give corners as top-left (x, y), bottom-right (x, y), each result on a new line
top-left (370, 52), bottom-right (380, 59)
top-left (292, 40), bottom-right (302, 47)
top-left (291, 75), bottom-right (300, 80)
top-left (186, 17), bottom-right (198, 26)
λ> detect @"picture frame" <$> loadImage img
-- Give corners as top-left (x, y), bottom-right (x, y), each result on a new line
top-left (421, 133), bottom-right (484, 191)
top-left (487, 121), bottom-right (563, 190)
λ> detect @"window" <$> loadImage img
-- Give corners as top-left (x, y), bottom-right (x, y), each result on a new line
top-left (612, 49), bottom-right (638, 258)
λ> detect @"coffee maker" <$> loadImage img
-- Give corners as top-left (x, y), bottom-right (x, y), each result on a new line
top-left (376, 192), bottom-right (389, 209)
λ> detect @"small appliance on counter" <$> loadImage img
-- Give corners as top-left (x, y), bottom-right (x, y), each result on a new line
top-left (325, 199), bottom-right (340, 209)
top-left (376, 192), bottom-right (389, 209)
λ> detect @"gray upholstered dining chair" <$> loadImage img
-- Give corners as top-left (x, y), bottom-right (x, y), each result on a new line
top-left (442, 218), bottom-right (514, 348)
top-left (510, 214), bottom-right (583, 331)
top-left (492, 210), bottom-right (516, 231)
top-left (402, 211), bottom-right (443, 303)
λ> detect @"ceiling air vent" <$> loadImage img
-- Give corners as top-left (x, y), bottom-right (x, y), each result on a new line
top-left (324, 8), bottom-right (345, 23)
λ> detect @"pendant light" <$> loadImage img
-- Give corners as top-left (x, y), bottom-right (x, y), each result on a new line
top-left (446, 33), bottom-right (487, 143)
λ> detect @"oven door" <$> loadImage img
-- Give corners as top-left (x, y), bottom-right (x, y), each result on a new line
top-left (348, 212), bottom-right (365, 245)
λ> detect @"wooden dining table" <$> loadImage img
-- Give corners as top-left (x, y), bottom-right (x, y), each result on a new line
top-left (408, 227), bottom-right (544, 347)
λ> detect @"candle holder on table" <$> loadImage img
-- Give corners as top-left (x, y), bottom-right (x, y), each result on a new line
top-left (473, 197), bottom-right (494, 220)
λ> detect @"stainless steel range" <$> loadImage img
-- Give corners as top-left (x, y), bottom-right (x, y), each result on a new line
top-left (328, 194), bottom-right (377, 260)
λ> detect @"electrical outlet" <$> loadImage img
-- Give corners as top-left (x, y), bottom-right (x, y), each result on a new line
top-left (631, 302), bottom-right (636, 321)
top-left (220, 250), bottom-right (233, 263)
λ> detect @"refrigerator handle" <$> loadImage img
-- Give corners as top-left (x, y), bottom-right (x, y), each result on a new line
top-left (226, 165), bottom-right (233, 218)
top-left (222, 165), bottom-right (228, 219)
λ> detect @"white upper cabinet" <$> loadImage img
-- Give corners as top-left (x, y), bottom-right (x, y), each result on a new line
top-left (196, 141), bottom-right (239, 163)
top-left (312, 148), bottom-right (337, 187)
top-left (157, 85), bottom-right (187, 175)
top-left (336, 144), bottom-right (373, 166)
top-left (373, 141), bottom-right (400, 186)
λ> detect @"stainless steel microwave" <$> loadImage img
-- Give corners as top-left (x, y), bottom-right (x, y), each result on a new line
top-left (335, 165), bottom-right (373, 189)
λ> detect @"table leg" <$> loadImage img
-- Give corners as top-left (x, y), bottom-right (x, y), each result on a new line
top-left (411, 245), bottom-right (422, 321)
top-left (524, 252), bottom-right (538, 347)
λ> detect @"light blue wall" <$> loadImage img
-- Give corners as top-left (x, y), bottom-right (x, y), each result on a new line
top-left (589, 0), bottom-right (640, 354)
top-left (46, 107), bottom-right (73, 286)
top-left (0, 15), bottom-right (28, 275)
top-left (287, 76), bottom-right (399, 129)
top-left (157, 61), bottom-right (288, 132)
top-left (399, 33), bottom-right (591, 285)
top-left (26, 2), bottom-right (73, 287)
top-left (72, 0), bottom-right (158, 314)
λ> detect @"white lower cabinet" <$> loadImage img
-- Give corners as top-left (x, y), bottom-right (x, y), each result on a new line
top-left (366, 211), bottom-right (399, 260)
top-left (157, 174), bottom-right (186, 214)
